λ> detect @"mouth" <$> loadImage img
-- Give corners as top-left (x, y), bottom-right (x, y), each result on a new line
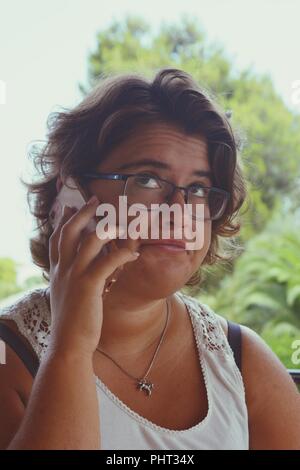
top-left (140, 239), bottom-right (187, 252)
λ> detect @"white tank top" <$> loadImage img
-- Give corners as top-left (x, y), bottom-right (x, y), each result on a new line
top-left (0, 288), bottom-right (249, 450)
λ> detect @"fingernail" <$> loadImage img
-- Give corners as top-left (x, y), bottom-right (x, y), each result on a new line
top-left (87, 195), bottom-right (99, 205)
top-left (132, 251), bottom-right (140, 257)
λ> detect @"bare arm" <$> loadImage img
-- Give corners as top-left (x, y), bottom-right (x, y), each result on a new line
top-left (0, 321), bottom-right (99, 450)
top-left (6, 349), bottom-right (99, 450)
top-left (1, 198), bottom-right (138, 450)
top-left (241, 325), bottom-right (300, 450)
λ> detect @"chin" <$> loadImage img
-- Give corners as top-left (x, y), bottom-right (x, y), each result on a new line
top-left (120, 261), bottom-right (193, 298)
top-left (139, 246), bottom-right (203, 274)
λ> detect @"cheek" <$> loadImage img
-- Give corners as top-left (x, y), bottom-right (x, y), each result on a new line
top-left (190, 220), bottom-right (211, 266)
top-left (204, 220), bottom-right (212, 249)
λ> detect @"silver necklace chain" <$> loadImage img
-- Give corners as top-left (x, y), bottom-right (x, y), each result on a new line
top-left (96, 298), bottom-right (171, 397)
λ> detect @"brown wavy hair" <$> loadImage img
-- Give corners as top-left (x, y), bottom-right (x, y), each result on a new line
top-left (24, 67), bottom-right (248, 286)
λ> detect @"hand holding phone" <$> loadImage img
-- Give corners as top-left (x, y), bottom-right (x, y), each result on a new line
top-left (47, 179), bottom-right (140, 358)
top-left (49, 193), bottom-right (138, 357)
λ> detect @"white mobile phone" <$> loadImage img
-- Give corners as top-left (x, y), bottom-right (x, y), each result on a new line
top-left (49, 176), bottom-right (110, 257)
top-left (49, 176), bottom-right (97, 232)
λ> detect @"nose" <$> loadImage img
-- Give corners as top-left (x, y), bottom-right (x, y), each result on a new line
top-left (165, 187), bottom-right (187, 229)
top-left (167, 186), bottom-right (186, 207)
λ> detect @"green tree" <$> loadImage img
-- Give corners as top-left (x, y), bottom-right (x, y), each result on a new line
top-left (261, 322), bottom-right (300, 370)
top-left (203, 208), bottom-right (300, 329)
top-left (197, 207), bottom-right (300, 368)
top-left (0, 258), bottom-right (22, 300)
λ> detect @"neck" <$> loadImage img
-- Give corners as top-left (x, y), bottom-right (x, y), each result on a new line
top-left (98, 291), bottom-right (172, 359)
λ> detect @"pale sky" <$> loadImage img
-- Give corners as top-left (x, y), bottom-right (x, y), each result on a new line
top-left (0, 0), bottom-right (299, 278)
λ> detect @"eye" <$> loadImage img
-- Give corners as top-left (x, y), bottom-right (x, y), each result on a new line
top-left (134, 173), bottom-right (161, 189)
top-left (188, 183), bottom-right (206, 197)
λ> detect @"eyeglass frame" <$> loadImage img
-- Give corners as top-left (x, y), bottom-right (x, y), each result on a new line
top-left (80, 171), bottom-right (230, 221)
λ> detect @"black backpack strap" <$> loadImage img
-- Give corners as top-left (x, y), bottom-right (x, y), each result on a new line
top-left (0, 321), bottom-right (40, 378)
top-left (227, 320), bottom-right (242, 373)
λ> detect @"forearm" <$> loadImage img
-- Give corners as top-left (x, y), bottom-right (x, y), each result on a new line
top-left (7, 351), bottom-right (100, 450)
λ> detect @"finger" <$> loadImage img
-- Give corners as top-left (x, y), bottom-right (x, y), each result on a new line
top-left (58, 195), bottom-right (100, 268)
top-left (113, 232), bottom-right (141, 255)
top-left (49, 205), bottom-right (76, 266)
top-left (102, 239), bottom-right (124, 289)
top-left (73, 226), bottom-right (126, 273)
top-left (101, 234), bottom-right (140, 287)
top-left (87, 247), bottom-right (140, 286)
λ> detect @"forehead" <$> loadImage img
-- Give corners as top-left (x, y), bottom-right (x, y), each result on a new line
top-left (97, 122), bottom-right (210, 173)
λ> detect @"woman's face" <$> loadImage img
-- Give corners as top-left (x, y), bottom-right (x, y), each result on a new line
top-left (86, 122), bottom-right (212, 298)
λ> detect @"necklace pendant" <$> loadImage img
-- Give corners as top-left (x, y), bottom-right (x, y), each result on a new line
top-left (137, 379), bottom-right (154, 397)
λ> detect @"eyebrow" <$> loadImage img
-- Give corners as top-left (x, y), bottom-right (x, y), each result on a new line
top-left (116, 158), bottom-right (212, 179)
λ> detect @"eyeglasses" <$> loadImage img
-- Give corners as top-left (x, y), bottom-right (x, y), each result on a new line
top-left (80, 171), bottom-right (230, 221)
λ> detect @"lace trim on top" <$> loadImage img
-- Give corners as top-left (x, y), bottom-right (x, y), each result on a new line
top-left (0, 288), bottom-right (51, 360)
top-left (178, 292), bottom-right (234, 359)
top-left (183, 294), bottom-right (245, 394)
top-left (0, 288), bottom-right (233, 361)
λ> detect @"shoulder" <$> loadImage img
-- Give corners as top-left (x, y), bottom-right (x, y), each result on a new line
top-left (215, 314), bottom-right (300, 449)
top-left (179, 293), bottom-right (300, 448)
top-left (0, 290), bottom-right (48, 447)
top-left (235, 324), bottom-right (300, 449)
top-left (0, 287), bottom-right (50, 319)
top-left (190, 297), bottom-right (293, 394)
top-left (178, 291), bottom-right (229, 338)
top-left (0, 288), bottom-right (50, 364)
top-left (0, 287), bottom-right (51, 360)
top-left (177, 292), bottom-right (233, 360)
top-left (0, 287), bottom-right (51, 408)
top-left (0, 288), bottom-right (50, 436)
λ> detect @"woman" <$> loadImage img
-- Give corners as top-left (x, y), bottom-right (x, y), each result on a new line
top-left (0, 68), bottom-right (299, 450)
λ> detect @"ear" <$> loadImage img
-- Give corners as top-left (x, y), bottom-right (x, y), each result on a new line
top-left (56, 175), bottom-right (63, 193)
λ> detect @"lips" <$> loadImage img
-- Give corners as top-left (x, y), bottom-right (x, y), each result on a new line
top-left (141, 239), bottom-right (186, 249)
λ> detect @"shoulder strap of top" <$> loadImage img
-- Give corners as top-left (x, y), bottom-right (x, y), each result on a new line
top-left (177, 291), bottom-right (243, 374)
top-left (227, 320), bottom-right (242, 373)
top-left (0, 321), bottom-right (40, 377)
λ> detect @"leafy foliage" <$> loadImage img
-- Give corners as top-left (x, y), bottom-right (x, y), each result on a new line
top-left (200, 209), bottom-right (300, 332)
top-left (0, 258), bottom-right (22, 300)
